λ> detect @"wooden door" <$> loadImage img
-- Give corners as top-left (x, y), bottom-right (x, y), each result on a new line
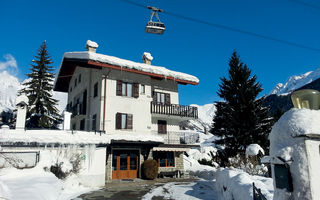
top-left (112, 150), bottom-right (139, 179)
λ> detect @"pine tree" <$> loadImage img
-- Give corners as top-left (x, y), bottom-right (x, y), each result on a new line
top-left (210, 51), bottom-right (273, 158)
top-left (19, 41), bottom-right (61, 128)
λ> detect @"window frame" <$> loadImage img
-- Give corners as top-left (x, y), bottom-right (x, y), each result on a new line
top-left (141, 84), bottom-right (145, 94)
top-left (116, 80), bottom-right (139, 98)
top-left (153, 151), bottom-right (175, 168)
top-left (116, 112), bottom-right (133, 130)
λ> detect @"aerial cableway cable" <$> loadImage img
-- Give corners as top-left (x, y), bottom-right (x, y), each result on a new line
top-left (121, 0), bottom-right (320, 52)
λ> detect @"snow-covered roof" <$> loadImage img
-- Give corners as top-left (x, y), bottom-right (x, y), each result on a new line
top-left (54, 50), bottom-right (199, 92)
top-left (65, 51), bottom-right (199, 83)
top-left (0, 129), bottom-right (164, 145)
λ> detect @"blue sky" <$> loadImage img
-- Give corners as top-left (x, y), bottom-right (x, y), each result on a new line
top-left (1, 0), bottom-right (320, 105)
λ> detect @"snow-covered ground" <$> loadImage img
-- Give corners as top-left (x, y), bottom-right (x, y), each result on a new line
top-left (143, 132), bottom-right (274, 200)
top-left (0, 151), bottom-right (97, 200)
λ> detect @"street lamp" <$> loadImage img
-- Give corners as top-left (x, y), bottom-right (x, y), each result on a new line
top-left (291, 89), bottom-right (320, 110)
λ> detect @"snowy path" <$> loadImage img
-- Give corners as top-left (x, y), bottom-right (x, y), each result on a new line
top-left (142, 179), bottom-right (222, 200)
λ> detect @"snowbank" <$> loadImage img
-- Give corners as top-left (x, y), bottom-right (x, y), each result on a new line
top-left (0, 150), bottom-right (97, 200)
top-left (63, 51), bottom-right (199, 84)
top-left (269, 108), bottom-right (320, 199)
top-left (215, 168), bottom-right (273, 200)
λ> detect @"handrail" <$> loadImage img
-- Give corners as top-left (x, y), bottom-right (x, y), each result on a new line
top-left (151, 102), bottom-right (198, 119)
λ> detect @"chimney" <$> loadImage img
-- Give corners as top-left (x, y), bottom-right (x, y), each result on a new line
top-left (15, 95), bottom-right (29, 130)
top-left (142, 52), bottom-right (153, 65)
top-left (63, 111), bottom-right (72, 130)
top-left (86, 40), bottom-right (98, 53)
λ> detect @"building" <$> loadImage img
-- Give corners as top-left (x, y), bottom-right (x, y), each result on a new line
top-left (53, 40), bottom-right (200, 180)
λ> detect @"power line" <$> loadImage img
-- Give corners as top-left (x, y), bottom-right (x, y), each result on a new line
top-left (121, 0), bottom-right (320, 52)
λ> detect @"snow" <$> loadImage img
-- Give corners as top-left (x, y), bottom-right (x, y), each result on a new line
top-left (16, 94), bottom-right (29, 105)
top-left (142, 52), bottom-right (153, 61)
top-left (0, 72), bottom-right (67, 114)
top-left (269, 108), bottom-right (320, 199)
top-left (270, 68), bottom-right (320, 95)
top-left (0, 129), bottom-right (164, 145)
top-left (181, 103), bottom-right (216, 131)
top-left (86, 40), bottom-right (98, 48)
top-left (63, 51), bottom-right (199, 84)
top-left (246, 144), bottom-right (265, 156)
top-left (0, 71), bottom-right (21, 112)
top-left (0, 150), bottom-right (97, 200)
top-left (215, 168), bottom-right (273, 200)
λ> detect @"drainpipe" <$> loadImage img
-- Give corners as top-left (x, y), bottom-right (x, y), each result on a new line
top-left (103, 70), bottom-right (111, 132)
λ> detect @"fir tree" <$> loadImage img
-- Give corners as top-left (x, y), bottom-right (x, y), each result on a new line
top-left (210, 51), bottom-right (273, 158)
top-left (19, 41), bottom-right (61, 128)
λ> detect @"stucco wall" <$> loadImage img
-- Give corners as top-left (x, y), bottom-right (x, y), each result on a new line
top-left (305, 139), bottom-right (320, 200)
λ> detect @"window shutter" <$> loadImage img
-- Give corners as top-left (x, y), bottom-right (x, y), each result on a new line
top-left (153, 91), bottom-right (157, 103)
top-left (133, 83), bottom-right (139, 98)
top-left (127, 114), bottom-right (133, 129)
top-left (116, 80), bottom-right (122, 96)
top-left (116, 113), bottom-right (121, 129)
top-left (165, 93), bottom-right (171, 105)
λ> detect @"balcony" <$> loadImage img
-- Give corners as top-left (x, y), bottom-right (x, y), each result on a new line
top-left (66, 103), bottom-right (86, 117)
top-left (151, 102), bottom-right (198, 119)
top-left (152, 130), bottom-right (199, 145)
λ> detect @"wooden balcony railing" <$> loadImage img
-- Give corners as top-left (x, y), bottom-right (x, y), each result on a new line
top-left (151, 102), bottom-right (198, 119)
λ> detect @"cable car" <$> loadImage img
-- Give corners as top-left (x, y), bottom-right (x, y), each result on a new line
top-left (145, 6), bottom-right (165, 34)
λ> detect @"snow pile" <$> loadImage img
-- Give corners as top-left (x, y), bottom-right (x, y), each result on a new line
top-left (246, 144), bottom-right (265, 156)
top-left (86, 40), bottom-right (98, 48)
top-left (216, 168), bottom-right (273, 200)
top-left (0, 150), bottom-right (96, 200)
top-left (0, 71), bottom-right (21, 112)
top-left (269, 108), bottom-right (320, 199)
top-left (0, 129), bottom-right (164, 145)
top-left (270, 68), bottom-right (320, 95)
top-left (63, 51), bottom-right (199, 84)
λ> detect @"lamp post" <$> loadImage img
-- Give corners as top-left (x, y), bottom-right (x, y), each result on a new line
top-left (291, 89), bottom-right (320, 110)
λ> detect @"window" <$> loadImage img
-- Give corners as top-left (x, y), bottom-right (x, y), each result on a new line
top-left (93, 82), bottom-right (98, 98)
top-left (153, 151), bottom-right (175, 167)
top-left (78, 74), bottom-right (81, 83)
top-left (80, 119), bottom-right (85, 130)
top-left (116, 113), bottom-right (133, 129)
top-left (92, 114), bottom-right (97, 131)
top-left (72, 123), bottom-right (76, 130)
top-left (70, 86), bottom-right (72, 92)
top-left (74, 78), bottom-right (77, 87)
top-left (116, 80), bottom-right (139, 98)
top-left (141, 84), bottom-right (145, 94)
top-left (153, 92), bottom-right (170, 105)
top-left (158, 120), bottom-right (167, 134)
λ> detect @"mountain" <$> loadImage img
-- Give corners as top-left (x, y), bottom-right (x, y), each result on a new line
top-left (270, 68), bottom-right (320, 95)
top-left (264, 67), bottom-right (320, 117)
top-left (0, 71), bottom-right (67, 114)
top-left (180, 103), bottom-right (216, 131)
top-left (0, 71), bottom-right (21, 112)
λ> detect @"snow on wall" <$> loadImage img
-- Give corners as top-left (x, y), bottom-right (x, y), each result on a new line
top-left (269, 108), bottom-right (320, 199)
top-left (305, 140), bottom-right (320, 200)
top-left (0, 129), bottom-right (164, 145)
top-left (63, 51), bottom-right (199, 84)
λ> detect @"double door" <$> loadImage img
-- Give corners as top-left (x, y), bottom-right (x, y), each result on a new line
top-left (112, 150), bottom-right (139, 179)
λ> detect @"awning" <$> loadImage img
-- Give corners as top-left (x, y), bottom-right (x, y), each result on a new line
top-left (153, 147), bottom-right (189, 152)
